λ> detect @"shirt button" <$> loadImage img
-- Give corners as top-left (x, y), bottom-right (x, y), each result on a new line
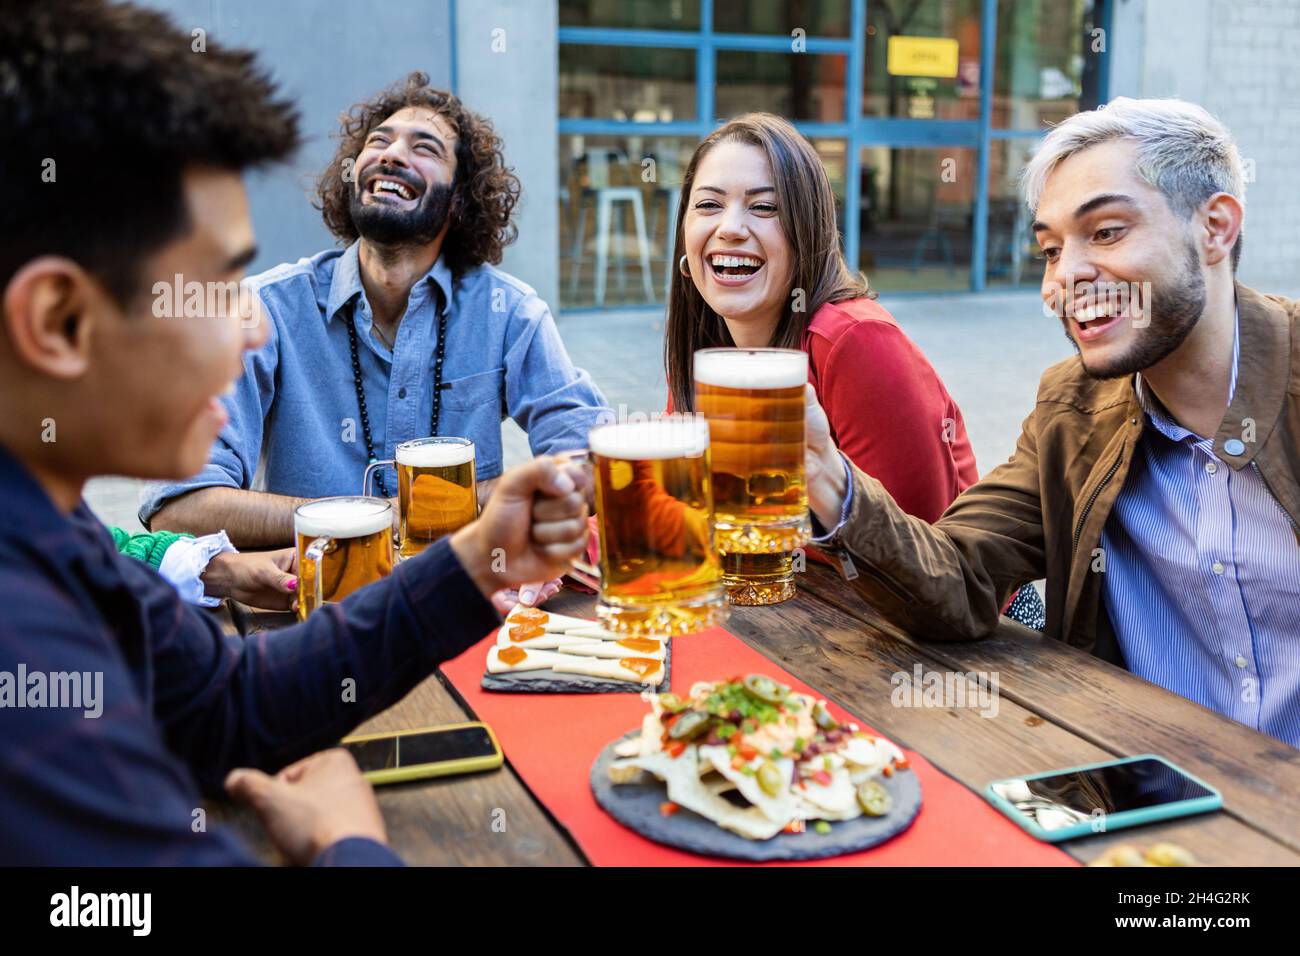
top-left (1235, 655), bottom-right (1248, 669)
top-left (1212, 561), bottom-right (1225, 575)
top-left (398, 387), bottom-right (407, 399)
top-left (1224, 439), bottom-right (1246, 456)
top-left (1205, 461), bottom-right (1218, 475)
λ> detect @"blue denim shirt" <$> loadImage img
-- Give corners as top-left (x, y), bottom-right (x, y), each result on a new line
top-left (140, 242), bottom-right (609, 524)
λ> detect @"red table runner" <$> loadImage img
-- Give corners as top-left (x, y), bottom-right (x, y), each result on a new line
top-left (441, 623), bottom-right (1077, 866)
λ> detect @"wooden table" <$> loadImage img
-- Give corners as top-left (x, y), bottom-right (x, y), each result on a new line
top-left (214, 564), bottom-right (1300, 866)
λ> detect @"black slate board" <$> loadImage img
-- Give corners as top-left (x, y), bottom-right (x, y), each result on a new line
top-left (481, 639), bottom-right (672, 695)
top-left (590, 731), bottom-right (922, 861)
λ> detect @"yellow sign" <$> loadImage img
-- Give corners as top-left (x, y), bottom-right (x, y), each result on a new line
top-left (886, 36), bottom-right (960, 79)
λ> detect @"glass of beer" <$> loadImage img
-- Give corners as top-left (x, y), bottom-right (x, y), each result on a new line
top-left (694, 347), bottom-right (811, 605)
top-left (294, 496), bottom-right (395, 620)
top-left (364, 437), bottom-right (478, 558)
top-left (585, 415), bottom-right (728, 636)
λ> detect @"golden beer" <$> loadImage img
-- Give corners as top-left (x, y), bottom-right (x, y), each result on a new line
top-left (395, 437), bottom-right (477, 557)
top-left (294, 496), bottom-right (395, 620)
top-left (589, 416), bottom-right (728, 636)
top-left (694, 348), bottom-right (811, 605)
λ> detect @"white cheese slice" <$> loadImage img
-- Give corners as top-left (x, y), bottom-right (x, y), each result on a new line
top-left (554, 639), bottom-right (666, 661)
top-left (551, 656), bottom-right (664, 685)
top-left (495, 630), bottom-right (603, 651)
top-left (504, 605), bottom-right (595, 633)
top-left (485, 646), bottom-right (578, 674)
top-left (563, 625), bottom-right (628, 641)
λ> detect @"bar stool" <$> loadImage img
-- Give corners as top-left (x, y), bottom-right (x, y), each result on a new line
top-left (569, 188), bottom-right (656, 306)
top-left (566, 150), bottom-right (655, 306)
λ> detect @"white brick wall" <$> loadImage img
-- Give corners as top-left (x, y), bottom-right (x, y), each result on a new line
top-left (1117, 0), bottom-right (1300, 292)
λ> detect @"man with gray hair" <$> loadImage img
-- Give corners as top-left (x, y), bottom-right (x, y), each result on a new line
top-left (802, 97), bottom-right (1300, 748)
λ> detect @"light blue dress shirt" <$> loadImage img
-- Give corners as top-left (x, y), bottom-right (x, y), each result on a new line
top-left (140, 242), bottom-right (609, 523)
top-left (1101, 310), bottom-right (1300, 747)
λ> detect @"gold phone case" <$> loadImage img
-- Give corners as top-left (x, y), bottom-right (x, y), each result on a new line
top-left (341, 721), bottom-right (504, 786)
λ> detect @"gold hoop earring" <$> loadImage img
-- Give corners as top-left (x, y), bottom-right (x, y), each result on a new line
top-left (678, 254), bottom-right (690, 277)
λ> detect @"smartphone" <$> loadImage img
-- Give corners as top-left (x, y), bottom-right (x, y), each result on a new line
top-left (340, 722), bottom-right (504, 786)
top-left (985, 754), bottom-right (1222, 842)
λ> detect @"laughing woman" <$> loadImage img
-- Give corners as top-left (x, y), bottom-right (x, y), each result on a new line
top-left (665, 112), bottom-right (1044, 628)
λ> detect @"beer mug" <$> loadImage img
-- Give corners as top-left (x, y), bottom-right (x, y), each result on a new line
top-left (694, 347), bottom-right (811, 605)
top-left (294, 496), bottom-right (395, 620)
top-left (577, 415), bottom-right (729, 636)
top-left (364, 437), bottom-right (478, 558)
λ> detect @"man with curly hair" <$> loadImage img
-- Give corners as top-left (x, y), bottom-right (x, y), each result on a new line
top-left (144, 72), bottom-right (610, 556)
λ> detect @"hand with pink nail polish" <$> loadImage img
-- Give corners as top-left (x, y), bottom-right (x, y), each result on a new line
top-left (202, 547), bottom-right (299, 611)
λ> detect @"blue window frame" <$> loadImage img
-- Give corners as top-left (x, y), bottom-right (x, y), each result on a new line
top-left (559, 0), bottom-right (1112, 297)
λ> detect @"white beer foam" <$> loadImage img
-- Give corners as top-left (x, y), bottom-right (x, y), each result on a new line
top-left (397, 439), bottom-right (475, 468)
top-left (589, 416), bottom-right (710, 461)
top-left (295, 498), bottom-right (391, 539)
top-left (694, 348), bottom-right (808, 390)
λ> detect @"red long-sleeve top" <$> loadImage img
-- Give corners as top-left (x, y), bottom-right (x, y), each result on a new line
top-left (802, 297), bottom-right (977, 522)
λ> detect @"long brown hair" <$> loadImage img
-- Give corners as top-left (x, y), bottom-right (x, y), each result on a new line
top-left (665, 113), bottom-right (871, 412)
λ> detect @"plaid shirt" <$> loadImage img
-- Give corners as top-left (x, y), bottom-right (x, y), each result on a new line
top-left (0, 444), bottom-right (498, 864)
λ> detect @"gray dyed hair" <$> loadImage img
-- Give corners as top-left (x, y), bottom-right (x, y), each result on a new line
top-left (1021, 97), bottom-right (1245, 268)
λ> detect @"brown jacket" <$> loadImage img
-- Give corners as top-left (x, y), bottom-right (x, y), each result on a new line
top-left (832, 284), bottom-right (1300, 659)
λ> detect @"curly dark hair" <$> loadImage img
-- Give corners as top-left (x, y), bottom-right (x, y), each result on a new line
top-left (316, 72), bottom-right (520, 276)
top-left (0, 0), bottom-right (299, 306)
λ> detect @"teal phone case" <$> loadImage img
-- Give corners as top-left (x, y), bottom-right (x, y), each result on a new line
top-left (984, 754), bottom-right (1223, 843)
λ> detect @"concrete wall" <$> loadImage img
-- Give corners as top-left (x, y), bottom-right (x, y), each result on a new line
top-left (141, 0), bottom-right (454, 276)
top-left (1108, 0), bottom-right (1300, 294)
top-left (453, 0), bottom-right (561, 311)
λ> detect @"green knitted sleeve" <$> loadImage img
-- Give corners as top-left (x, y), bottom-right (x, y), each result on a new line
top-left (107, 526), bottom-right (195, 570)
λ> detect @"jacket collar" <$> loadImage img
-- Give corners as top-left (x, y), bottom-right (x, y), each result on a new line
top-left (1213, 282), bottom-right (1291, 469)
top-left (1092, 282), bottom-right (1287, 469)
top-left (324, 240), bottom-right (453, 322)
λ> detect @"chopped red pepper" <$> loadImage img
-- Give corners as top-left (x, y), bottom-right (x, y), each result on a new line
top-left (660, 801), bottom-right (680, 816)
top-left (736, 743), bottom-right (758, 761)
top-left (882, 764), bottom-right (894, 777)
top-left (666, 741), bottom-right (687, 758)
top-left (782, 820), bottom-right (807, 834)
top-left (812, 769), bottom-right (832, 786)
top-left (894, 756), bottom-right (911, 771)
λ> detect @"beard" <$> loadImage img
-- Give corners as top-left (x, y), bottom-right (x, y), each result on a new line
top-left (1068, 242), bottom-right (1207, 380)
top-left (349, 171), bottom-right (453, 248)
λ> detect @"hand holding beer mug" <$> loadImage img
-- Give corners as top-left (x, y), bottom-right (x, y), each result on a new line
top-left (294, 497), bottom-right (395, 620)
top-left (694, 348), bottom-right (811, 605)
top-left (364, 437), bottom-right (478, 558)
top-left (571, 415), bottom-right (728, 636)
top-left (447, 456), bottom-right (591, 595)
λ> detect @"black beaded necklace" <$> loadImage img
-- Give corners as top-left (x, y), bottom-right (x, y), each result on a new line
top-left (347, 300), bottom-right (448, 498)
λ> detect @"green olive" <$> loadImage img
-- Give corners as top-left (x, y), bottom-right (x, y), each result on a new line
top-left (668, 709), bottom-right (710, 741)
top-left (743, 674), bottom-right (786, 704)
top-left (856, 779), bottom-right (892, 817)
top-left (812, 700), bottom-right (840, 731)
top-left (757, 760), bottom-right (783, 797)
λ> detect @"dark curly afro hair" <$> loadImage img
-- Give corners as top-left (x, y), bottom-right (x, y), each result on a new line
top-left (316, 71), bottom-right (520, 277)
